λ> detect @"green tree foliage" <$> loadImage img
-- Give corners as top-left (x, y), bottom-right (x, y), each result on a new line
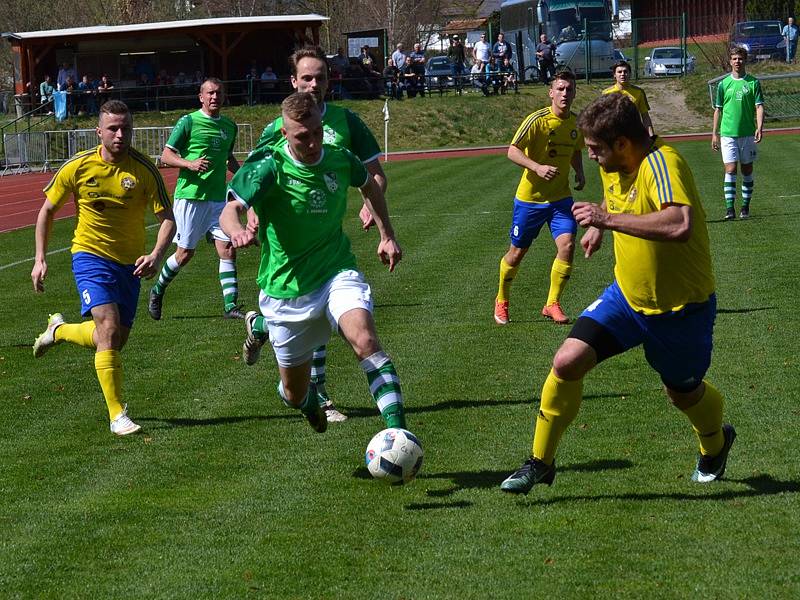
top-left (745, 0), bottom-right (797, 20)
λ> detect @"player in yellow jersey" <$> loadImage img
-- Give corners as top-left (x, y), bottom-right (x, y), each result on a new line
top-left (494, 70), bottom-right (585, 326)
top-left (601, 60), bottom-right (655, 137)
top-left (31, 100), bottom-right (176, 436)
top-left (501, 94), bottom-right (735, 494)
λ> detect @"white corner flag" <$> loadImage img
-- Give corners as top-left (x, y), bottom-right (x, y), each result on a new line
top-left (382, 99), bottom-right (390, 162)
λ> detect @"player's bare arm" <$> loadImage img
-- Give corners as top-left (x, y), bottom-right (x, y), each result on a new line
top-left (711, 108), bottom-right (721, 151)
top-left (31, 200), bottom-right (58, 292)
top-left (160, 146), bottom-right (209, 172)
top-left (508, 144), bottom-right (559, 180)
top-left (360, 176), bottom-right (402, 271)
top-left (573, 201), bottom-right (692, 242)
top-left (571, 149), bottom-right (585, 190)
top-left (220, 200), bottom-right (256, 248)
top-left (359, 159), bottom-right (387, 231)
top-left (134, 209), bottom-right (176, 278)
top-left (755, 104), bottom-right (765, 142)
top-left (227, 152), bottom-right (240, 174)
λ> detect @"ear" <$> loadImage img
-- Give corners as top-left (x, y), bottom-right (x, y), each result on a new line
top-left (280, 127), bottom-right (288, 138)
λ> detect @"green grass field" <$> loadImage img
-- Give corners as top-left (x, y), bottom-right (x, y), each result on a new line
top-left (1, 137), bottom-right (799, 598)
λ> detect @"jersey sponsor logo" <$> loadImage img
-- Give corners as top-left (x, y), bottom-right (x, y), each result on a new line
top-left (570, 129), bottom-right (578, 139)
top-left (121, 176), bottom-right (137, 190)
top-left (86, 177), bottom-right (99, 187)
top-left (324, 172), bottom-right (339, 193)
top-left (309, 189), bottom-right (328, 213)
top-left (287, 177), bottom-right (302, 186)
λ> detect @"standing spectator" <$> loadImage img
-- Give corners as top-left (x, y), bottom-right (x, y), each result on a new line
top-left (57, 62), bottom-right (77, 91)
top-left (39, 75), bottom-right (55, 109)
top-left (330, 47), bottom-right (349, 77)
top-left (391, 43), bottom-right (407, 68)
top-left (409, 43), bottom-right (427, 90)
top-left (711, 47), bottom-right (764, 220)
top-left (536, 33), bottom-right (557, 83)
top-left (782, 17), bottom-right (798, 63)
top-left (246, 66), bottom-right (260, 105)
top-left (260, 65), bottom-right (279, 102)
top-left (77, 74), bottom-right (97, 115)
top-left (473, 32), bottom-right (491, 65)
top-left (492, 32), bottom-right (513, 64)
top-left (470, 59), bottom-right (489, 96)
top-left (63, 76), bottom-right (77, 115)
top-left (383, 58), bottom-right (402, 99)
top-left (448, 35), bottom-right (467, 92)
top-left (359, 45), bottom-right (379, 74)
top-left (500, 57), bottom-right (518, 94)
top-left (96, 74), bottom-right (114, 106)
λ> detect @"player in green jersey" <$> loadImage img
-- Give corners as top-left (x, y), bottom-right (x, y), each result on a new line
top-left (241, 46), bottom-right (388, 423)
top-left (149, 78), bottom-right (244, 319)
top-left (220, 92), bottom-right (406, 435)
top-left (711, 47), bottom-right (764, 220)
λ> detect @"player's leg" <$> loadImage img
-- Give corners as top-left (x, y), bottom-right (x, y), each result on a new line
top-left (33, 313), bottom-right (95, 357)
top-left (211, 200), bottom-right (245, 318)
top-left (720, 137), bottom-right (739, 220)
top-left (149, 198), bottom-right (203, 319)
top-left (328, 270), bottom-right (406, 430)
top-left (501, 283), bottom-right (635, 494)
top-left (739, 137), bottom-right (757, 218)
top-left (276, 361), bottom-right (327, 433)
top-left (310, 345), bottom-right (346, 422)
top-left (542, 198), bottom-right (577, 324)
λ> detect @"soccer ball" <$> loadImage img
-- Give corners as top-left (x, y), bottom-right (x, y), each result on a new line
top-left (365, 428), bottom-right (424, 485)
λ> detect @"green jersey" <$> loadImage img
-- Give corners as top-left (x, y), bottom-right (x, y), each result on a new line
top-left (167, 109), bottom-right (238, 201)
top-left (714, 74), bottom-right (764, 137)
top-left (227, 143), bottom-right (369, 299)
top-left (247, 103), bottom-right (381, 164)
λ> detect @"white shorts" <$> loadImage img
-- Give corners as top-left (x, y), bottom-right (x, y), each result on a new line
top-left (721, 136), bottom-right (757, 165)
top-left (260, 270), bottom-right (373, 368)
top-left (172, 198), bottom-right (230, 249)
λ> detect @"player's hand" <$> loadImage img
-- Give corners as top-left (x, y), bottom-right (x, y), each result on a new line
top-left (359, 203), bottom-right (376, 231)
top-left (31, 259), bottom-right (47, 293)
top-left (190, 156), bottom-right (210, 172)
top-left (535, 164), bottom-right (559, 181)
top-left (246, 209), bottom-right (260, 235)
top-left (580, 226), bottom-right (604, 258)
top-left (133, 253), bottom-right (159, 279)
top-left (230, 229), bottom-right (256, 249)
top-left (711, 134), bottom-right (720, 152)
top-left (755, 128), bottom-right (763, 143)
top-left (572, 201), bottom-right (608, 229)
top-left (574, 171), bottom-right (586, 191)
top-left (377, 238), bottom-right (402, 272)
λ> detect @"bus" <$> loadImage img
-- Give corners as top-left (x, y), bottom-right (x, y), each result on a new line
top-left (500, 0), bottom-right (617, 80)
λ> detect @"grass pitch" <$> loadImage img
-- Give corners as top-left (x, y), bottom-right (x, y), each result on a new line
top-left (1, 137), bottom-right (799, 598)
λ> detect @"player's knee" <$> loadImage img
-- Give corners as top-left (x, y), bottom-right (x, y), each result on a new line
top-left (552, 343), bottom-right (593, 380)
top-left (505, 246), bottom-right (526, 266)
top-left (175, 247), bottom-right (194, 265)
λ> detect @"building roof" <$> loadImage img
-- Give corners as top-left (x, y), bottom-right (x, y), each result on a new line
top-left (2, 14), bottom-right (328, 40)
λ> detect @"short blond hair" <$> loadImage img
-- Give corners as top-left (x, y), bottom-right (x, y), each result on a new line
top-left (281, 91), bottom-right (320, 121)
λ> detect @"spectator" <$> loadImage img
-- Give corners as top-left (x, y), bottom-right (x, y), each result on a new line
top-left (57, 62), bottom-right (77, 91)
top-left (96, 74), bottom-right (114, 106)
top-left (391, 43), bottom-right (407, 68)
top-left (783, 17), bottom-right (799, 63)
top-left (359, 45), bottom-right (380, 75)
top-left (260, 65), bottom-right (279, 102)
top-left (471, 59), bottom-right (489, 96)
top-left (383, 58), bottom-right (401, 99)
top-left (400, 55), bottom-right (425, 98)
top-left (473, 32), bottom-right (491, 65)
top-left (137, 72), bottom-right (152, 112)
top-left (77, 74), bottom-right (97, 115)
top-left (330, 47), bottom-right (349, 76)
top-left (156, 69), bottom-right (173, 87)
top-left (39, 74), bottom-right (55, 110)
top-left (246, 66), bottom-right (260, 105)
top-left (500, 57), bottom-right (519, 94)
top-left (486, 57), bottom-right (502, 94)
top-left (63, 75), bottom-right (77, 115)
top-left (192, 70), bottom-right (204, 84)
top-left (409, 43), bottom-right (427, 91)
top-left (448, 35), bottom-right (467, 92)
top-left (492, 32), bottom-right (513, 64)
top-left (536, 33), bottom-right (556, 83)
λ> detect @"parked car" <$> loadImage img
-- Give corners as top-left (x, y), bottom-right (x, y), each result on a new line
top-left (643, 47), bottom-right (697, 77)
top-left (613, 48), bottom-right (629, 63)
top-left (424, 56), bottom-right (457, 89)
top-left (730, 20), bottom-right (786, 61)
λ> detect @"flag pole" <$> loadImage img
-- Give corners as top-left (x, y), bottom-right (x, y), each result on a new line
top-left (382, 99), bottom-right (390, 162)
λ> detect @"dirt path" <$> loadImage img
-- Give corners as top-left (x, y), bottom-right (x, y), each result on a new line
top-left (644, 79), bottom-right (710, 133)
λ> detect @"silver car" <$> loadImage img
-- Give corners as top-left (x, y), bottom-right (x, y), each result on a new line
top-left (644, 47), bottom-right (696, 77)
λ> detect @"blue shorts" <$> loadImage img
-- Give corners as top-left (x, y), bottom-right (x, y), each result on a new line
top-left (509, 197), bottom-right (577, 248)
top-left (72, 252), bottom-right (140, 329)
top-left (579, 281), bottom-right (716, 391)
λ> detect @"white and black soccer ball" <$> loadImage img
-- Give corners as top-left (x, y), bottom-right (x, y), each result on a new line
top-left (365, 428), bottom-right (423, 485)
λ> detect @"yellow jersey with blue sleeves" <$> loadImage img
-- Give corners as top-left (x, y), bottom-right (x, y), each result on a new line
top-left (511, 106), bottom-right (583, 204)
top-left (600, 140), bottom-right (715, 315)
top-left (44, 145), bottom-right (171, 265)
top-left (601, 83), bottom-right (650, 116)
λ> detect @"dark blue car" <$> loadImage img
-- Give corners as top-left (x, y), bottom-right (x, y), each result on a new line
top-left (731, 20), bottom-right (786, 61)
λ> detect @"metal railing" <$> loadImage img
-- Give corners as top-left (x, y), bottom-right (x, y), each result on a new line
top-left (1, 123), bottom-right (253, 176)
top-left (707, 71), bottom-right (800, 119)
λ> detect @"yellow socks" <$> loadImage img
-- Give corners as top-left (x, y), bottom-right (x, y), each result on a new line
top-left (546, 258), bottom-right (573, 306)
top-left (497, 257), bottom-right (519, 302)
top-left (532, 369), bottom-right (583, 464)
top-left (55, 321), bottom-right (97, 349)
top-left (680, 380), bottom-right (724, 456)
top-left (95, 350), bottom-right (124, 421)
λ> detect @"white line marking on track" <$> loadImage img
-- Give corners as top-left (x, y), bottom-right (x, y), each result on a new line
top-left (778, 194), bottom-right (800, 198)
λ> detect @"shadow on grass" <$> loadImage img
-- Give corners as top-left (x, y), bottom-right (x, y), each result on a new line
top-left (716, 307), bottom-right (776, 314)
top-left (136, 414), bottom-right (297, 428)
top-left (421, 459), bottom-right (634, 498)
top-left (374, 302), bottom-right (424, 309)
top-left (517, 473), bottom-right (800, 506)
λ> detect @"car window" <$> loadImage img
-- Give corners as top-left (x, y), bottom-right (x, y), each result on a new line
top-left (429, 57), bottom-right (449, 68)
top-left (737, 22), bottom-right (782, 36)
top-left (653, 48), bottom-right (683, 59)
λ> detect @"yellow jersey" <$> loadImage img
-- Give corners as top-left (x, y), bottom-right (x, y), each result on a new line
top-left (601, 83), bottom-right (650, 117)
top-left (600, 140), bottom-right (715, 315)
top-left (44, 145), bottom-right (171, 265)
top-left (511, 106), bottom-right (583, 203)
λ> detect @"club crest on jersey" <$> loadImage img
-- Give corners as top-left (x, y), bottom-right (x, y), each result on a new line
top-left (628, 186), bottom-right (638, 203)
top-left (570, 129), bottom-right (578, 139)
top-left (220, 129), bottom-right (228, 140)
top-left (323, 126), bottom-right (337, 144)
top-left (324, 172), bottom-right (338, 192)
top-left (121, 176), bottom-right (136, 190)
top-left (309, 189), bottom-right (328, 213)
top-left (86, 177), bottom-right (99, 187)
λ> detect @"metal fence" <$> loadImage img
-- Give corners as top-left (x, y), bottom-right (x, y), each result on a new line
top-left (707, 71), bottom-right (800, 119)
top-left (2, 124), bottom-right (253, 176)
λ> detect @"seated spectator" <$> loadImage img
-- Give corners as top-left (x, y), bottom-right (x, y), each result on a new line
top-left (400, 55), bottom-right (425, 98)
top-left (499, 57), bottom-right (518, 94)
top-left (96, 74), bottom-right (114, 105)
top-left (39, 75), bottom-right (55, 111)
top-left (486, 57), bottom-right (502, 94)
top-left (192, 70), bottom-right (204, 85)
top-left (77, 74), bottom-right (97, 115)
top-left (471, 60), bottom-right (489, 96)
top-left (62, 76), bottom-right (77, 114)
top-left (156, 69), bottom-right (173, 88)
top-left (383, 58), bottom-right (401, 100)
top-left (260, 65), bottom-right (279, 102)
